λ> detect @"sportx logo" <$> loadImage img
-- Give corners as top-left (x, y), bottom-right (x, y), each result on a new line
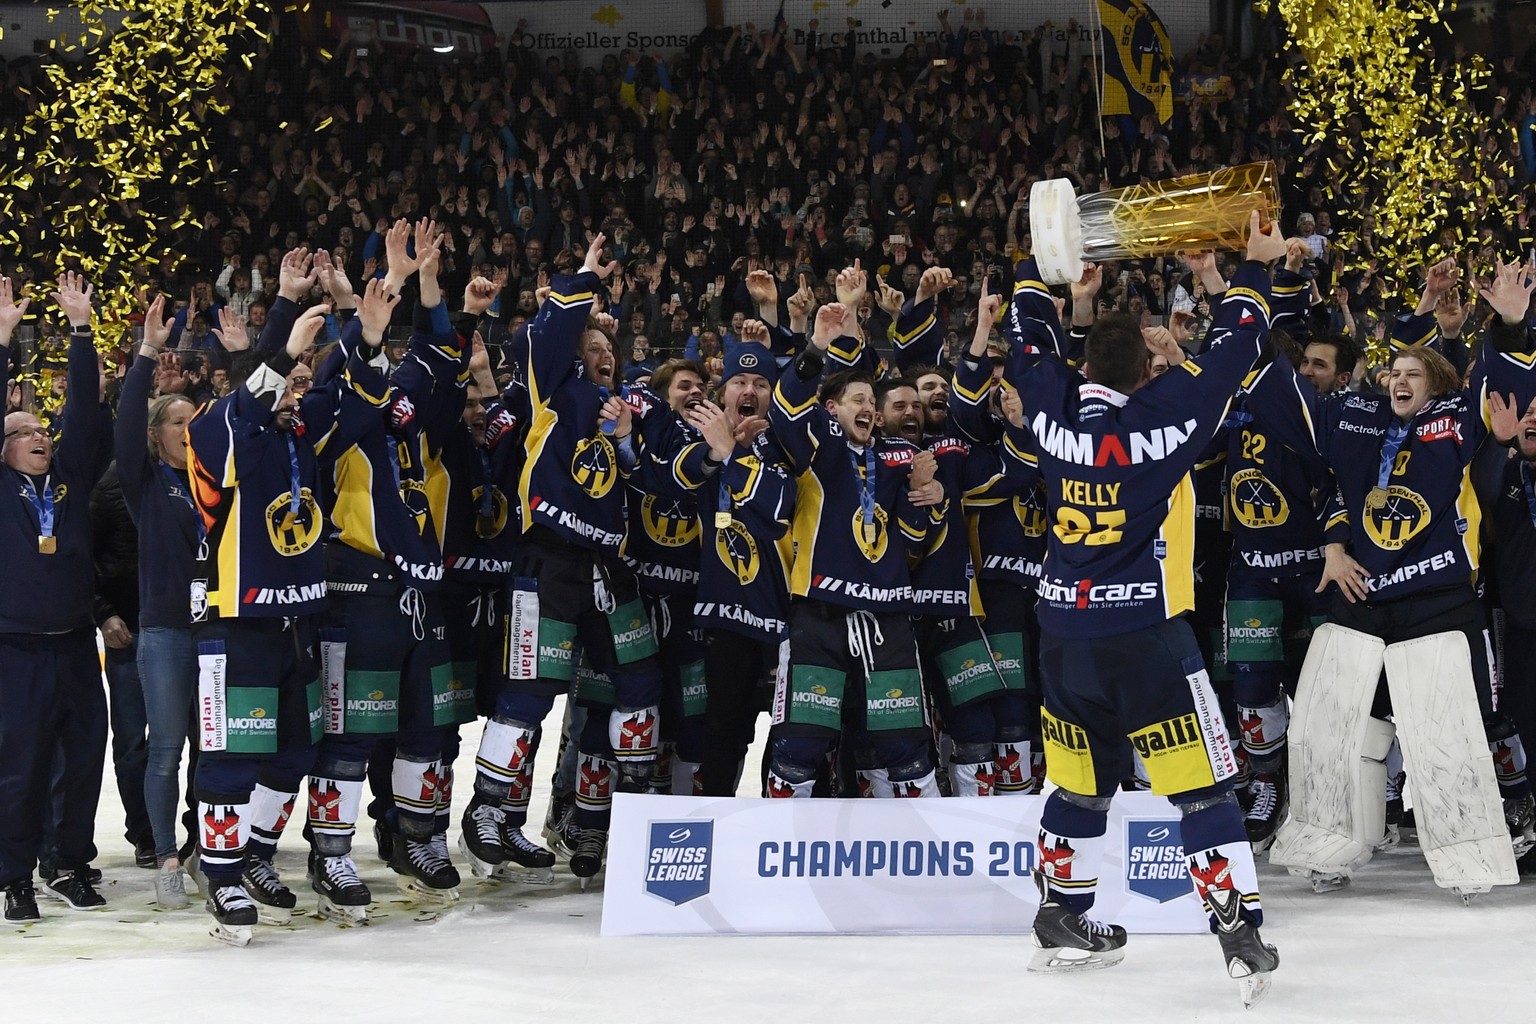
top-left (645, 820), bottom-right (714, 906)
top-left (1032, 412), bottom-right (1199, 466)
top-left (1124, 819), bottom-right (1189, 903)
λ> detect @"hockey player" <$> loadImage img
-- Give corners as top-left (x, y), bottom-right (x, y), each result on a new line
top-left (185, 296), bottom-right (344, 944)
top-left (998, 215), bottom-right (1286, 1004)
top-left (1251, 257), bottom-right (1536, 898)
top-left (766, 302), bottom-right (947, 799)
top-left (0, 275), bottom-right (111, 922)
top-left (493, 233), bottom-right (664, 883)
top-left (690, 339), bottom-right (795, 796)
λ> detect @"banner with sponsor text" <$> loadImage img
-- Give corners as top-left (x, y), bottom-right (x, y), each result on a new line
top-left (601, 792), bottom-right (1209, 936)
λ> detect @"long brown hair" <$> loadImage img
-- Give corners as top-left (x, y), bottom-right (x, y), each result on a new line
top-left (146, 393), bottom-right (196, 461)
top-left (1389, 347), bottom-right (1461, 400)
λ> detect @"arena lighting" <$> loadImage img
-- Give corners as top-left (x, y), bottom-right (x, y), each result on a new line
top-left (433, 43), bottom-right (456, 53)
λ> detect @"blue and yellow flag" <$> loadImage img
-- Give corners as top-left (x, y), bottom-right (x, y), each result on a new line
top-left (1099, 0), bottom-right (1173, 125)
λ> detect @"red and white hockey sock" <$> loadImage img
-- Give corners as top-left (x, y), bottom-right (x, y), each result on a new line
top-left (856, 767), bottom-right (893, 798)
top-left (199, 800), bottom-right (251, 881)
top-left (993, 741), bottom-right (1030, 794)
top-left (1187, 841), bottom-right (1264, 928)
top-left (609, 706), bottom-right (660, 764)
top-left (765, 770), bottom-right (815, 798)
top-left (1037, 828), bottom-right (1104, 914)
top-left (891, 770), bottom-right (940, 798)
top-left (474, 718), bottom-right (537, 800)
top-left (245, 783), bottom-right (296, 862)
top-left (1238, 699), bottom-right (1289, 767)
top-left (307, 776), bottom-right (364, 853)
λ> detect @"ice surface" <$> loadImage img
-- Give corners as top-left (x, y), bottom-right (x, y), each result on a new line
top-left (1, 699), bottom-right (1524, 1021)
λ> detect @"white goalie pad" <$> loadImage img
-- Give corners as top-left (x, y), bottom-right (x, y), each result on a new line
top-left (1270, 624), bottom-right (1387, 876)
top-left (1384, 632), bottom-right (1518, 891)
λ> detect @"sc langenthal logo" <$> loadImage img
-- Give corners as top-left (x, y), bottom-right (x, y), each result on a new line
top-left (644, 820), bottom-right (714, 906)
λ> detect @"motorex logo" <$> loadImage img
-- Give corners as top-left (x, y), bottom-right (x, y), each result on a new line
top-left (645, 820), bottom-right (714, 906)
top-left (1124, 818), bottom-right (1189, 904)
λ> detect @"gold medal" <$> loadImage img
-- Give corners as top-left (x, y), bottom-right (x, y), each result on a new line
top-left (863, 523), bottom-right (876, 545)
top-left (38, 535), bottom-right (56, 554)
top-left (714, 511), bottom-right (733, 529)
top-left (1366, 486), bottom-right (1388, 511)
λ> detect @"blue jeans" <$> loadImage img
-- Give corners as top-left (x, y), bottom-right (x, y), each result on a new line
top-left (105, 641), bottom-right (151, 844)
top-left (137, 627), bottom-right (198, 862)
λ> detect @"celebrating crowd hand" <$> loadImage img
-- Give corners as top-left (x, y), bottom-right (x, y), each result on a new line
top-left (787, 273), bottom-right (815, 330)
top-left (685, 402), bottom-right (736, 461)
top-left (140, 294), bottom-right (172, 353)
top-left (745, 269), bottom-right (778, 310)
top-left (1423, 255), bottom-right (1459, 300)
top-left (463, 276), bottom-right (499, 316)
top-left (916, 267), bottom-right (955, 305)
top-left (1245, 210), bottom-right (1289, 264)
top-left (0, 277), bottom-right (30, 342)
top-left (835, 259), bottom-right (867, 308)
top-left (314, 249), bottom-right (357, 309)
top-left (1143, 326), bottom-right (1186, 366)
top-left (285, 302), bottom-right (330, 359)
top-left (213, 307), bottom-right (250, 352)
top-left (741, 319), bottom-right (771, 345)
top-left (1490, 391), bottom-right (1522, 444)
top-left (279, 246), bottom-right (318, 302)
top-left (581, 232), bottom-right (621, 280)
top-left (52, 271), bottom-right (94, 328)
top-left (357, 278), bottom-right (400, 346)
top-left (811, 302), bottom-right (847, 351)
top-left (382, 219), bottom-right (417, 293)
top-left (1317, 542), bottom-right (1371, 603)
top-left (1475, 258), bottom-right (1536, 324)
top-left (876, 280), bottom-right (905, 319)
top-left (1435, 287), bottom-right (1469, 337)
top-left (998, 386), bottom-right (1025, 429)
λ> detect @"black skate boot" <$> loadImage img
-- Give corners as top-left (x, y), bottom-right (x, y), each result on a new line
top-left (1379, 769), bottom-right (1406, 851)
top-left (4, 879), bottom-right (39, 922)
top-left (309, 850), bottom-right (371, 924)
top-left (242, 856), bottom-right (298, 925)
top-left (373, 816), bottom-right (396, 864)
top-left (616, 762), bottom-right (651, 794)
top-left (569, 825), bottom-right (608, 890)
top-left (1027, 872), bottom-right (1127, 972)
top-left (391, 835), bottom-right (461, 906)
top-left (543, 791), bottom-right (578, 857)
top-left (1505, 792), bottom-right (1535, 857)
top-left (1208, 887), bottom-right (1279, 1007)
top-left (459, 797), bottom-right (508, 878)
top-left (205, 882), bottom-right (258, 947)
top-left (497, 822), bottom-right (557, 884)
top-left (1244, 773), bottom-right (1286, 853)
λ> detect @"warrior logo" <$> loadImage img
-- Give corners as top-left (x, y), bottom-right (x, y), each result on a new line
top-left (1228, 468), bottom-right (1289, 529)
top-left (1363, 485), bottom-right (1431, 551)
top-left (264, 487), bottom-right (323, 556)
top-left (571, 435), bottom-right (618, 499)
top-left (640, 494), bottom-right (700, 548)
top-left (714, 518), bottom-right (761, 585)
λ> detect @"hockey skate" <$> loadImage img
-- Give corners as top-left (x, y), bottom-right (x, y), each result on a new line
top-left (1208, 888), bottom-right (1278, 1008)
top-left (1244, 774), bottom-right (1286, 853)
top-left (391, 836), bottom-right (461, 906)
top-left (543, 791), bottom-right (578, 857)
top-left (1376, 770), bottom-right (1407, 851)
top-left (309, 850), bottom-right (371, 924)
top-left (1505, 794), bottom-right (1535, 858)
top-left (373, 816), bottom-right (396, 864)
top-left (569, 826), bottom-right (608, 890)
top-left (1027, 873), bottom-right (1127, 972)
top-left (242, 857), bottom-right (297, 925)
top-left (1306, 870), bottom-right (1350, 893)
top-left (205, 882), bottom-right (258, 947)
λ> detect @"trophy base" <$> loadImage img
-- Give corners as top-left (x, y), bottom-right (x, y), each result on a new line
top-left (1029, 178), bottom-right (1084, 286)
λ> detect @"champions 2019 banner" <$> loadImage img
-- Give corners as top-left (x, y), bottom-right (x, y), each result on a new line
top-left (601, 794), bottom-right (1208, 936)
top-left (1099, 0), bottom-right (1174, 125)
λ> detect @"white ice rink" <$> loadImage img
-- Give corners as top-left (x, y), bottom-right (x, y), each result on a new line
top-left (3, 703), bottom-right (1528, 1022)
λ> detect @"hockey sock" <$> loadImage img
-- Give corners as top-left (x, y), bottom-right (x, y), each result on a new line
top-left (434, 762), bottom-right (454, 837)
top-left (391, 754), bottom-right (443, 841)
top-left (650, 743), bottom-right (676, 792)
top-left (671, 759), bottom-right (702, 796)
top-left (993, 741), bottom-right (1031, 794)
top-left (855, 767), bottom-right (893, 797)
top-left (501, 759), bottom-right (535, 828)
top-left (1177, 792), bottom-right (1262, 928)
top-left (609, 705), bottom-right (660, 766)
top-left (473, 717), bottom-right (538, 802)
top-left (1488, 717), bottom-right (1531, 800)
top-left (573, 752), bottom-right (616, 829)
top-left (892, 770), bottom-right (940, 797)
top-left (1385, 732), bottom-right (1405, 800)
top-left (949, 740), bottom-right (995, 797)
top-left (245, 783), bottom-right (298, 863)
top-left (307, 775), bottom-right (365, 855)
top-left (766, 769), bottom-right (815, 798)
top-left (198, 799), bottom-right (252, 884)
top-left (1238, 698), bottom-right (1289, 768)
top-left (1037, 790), bottom-right (1109, 915)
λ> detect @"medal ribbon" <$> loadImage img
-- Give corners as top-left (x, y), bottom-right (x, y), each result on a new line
top-left (23, 474), bottom-right (53, 540)
top-left (1376, 421), bottom-right (1409, 491)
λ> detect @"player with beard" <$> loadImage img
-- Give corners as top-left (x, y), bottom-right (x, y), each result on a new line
top-left (907, 366), bottom-right (952, 438)
top-left (690, 334), bottom-right (796, 796)
top-left (626, 358), bottom-right (713, 796)
top-left (876, 374), bottom-right (1017, 798)
top-left (497, 234), bottom-right (664, 883)
top-left (767, 303), bottom-right (947, 798)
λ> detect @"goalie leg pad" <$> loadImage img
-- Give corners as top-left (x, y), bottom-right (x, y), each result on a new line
top-left (1384, 632), bottom-right (1518, 890)
top-left (1269, 624), bottom-right (1386, 877)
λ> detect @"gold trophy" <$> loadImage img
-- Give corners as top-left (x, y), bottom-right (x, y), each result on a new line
top-left (1029, 162), bottom-right (1281, 285)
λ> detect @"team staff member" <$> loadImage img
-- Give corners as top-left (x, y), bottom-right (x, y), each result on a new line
top-left (767, 302), bottom-right (947, 799)
top-left (999, 216), bottom-right (1286, 1004)
top-left (0, 275), bottom-right (110, 921)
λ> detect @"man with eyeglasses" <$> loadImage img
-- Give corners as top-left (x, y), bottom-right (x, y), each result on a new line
top-left (0, 274), bottom-right (112, 922)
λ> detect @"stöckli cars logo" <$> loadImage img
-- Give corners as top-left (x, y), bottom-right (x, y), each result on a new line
top-left (645, 820), bottom-right (714, 906)
top-left (1124, 818), bottom-right (1190, 903)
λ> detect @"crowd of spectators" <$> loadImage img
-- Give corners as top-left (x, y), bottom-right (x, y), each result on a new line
top-left (3, 7), bottom-right (1536, 392)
